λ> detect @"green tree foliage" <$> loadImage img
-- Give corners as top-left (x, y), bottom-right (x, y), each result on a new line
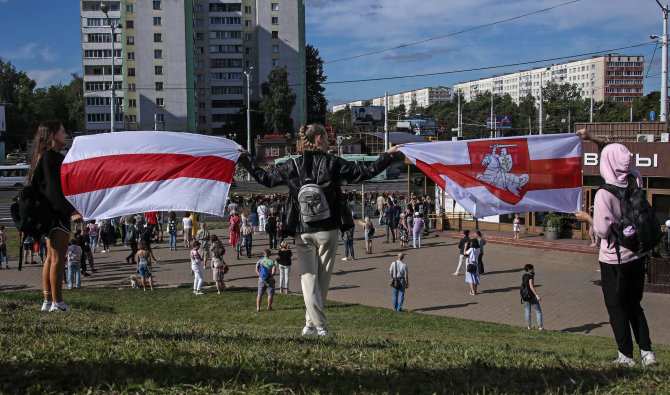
top-left (0, 57), bottom-right (37, 147)
top-left (260, 66), bottom-right (296, 134)
top-left (305, 45), bottom-right (328, 125)
top-left (326, 105), bottom-right (350, 132)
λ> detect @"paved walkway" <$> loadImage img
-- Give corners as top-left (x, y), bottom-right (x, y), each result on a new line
top-left (1, 228), bottom-right (668, 345)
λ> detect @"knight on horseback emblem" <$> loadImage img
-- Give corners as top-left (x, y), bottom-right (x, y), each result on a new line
top-left (476, 144), bottom-right (529, 195)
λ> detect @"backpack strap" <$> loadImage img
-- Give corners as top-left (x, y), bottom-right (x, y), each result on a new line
top-left (291, 157), bottom-right (302, 183)
top-left (597, 182), bottom-right (626, 264)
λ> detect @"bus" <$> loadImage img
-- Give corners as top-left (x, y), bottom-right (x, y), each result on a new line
top-left (0, 164), bottom-right (29, 189)
top-left (274, 154), bottom-right (398, 184)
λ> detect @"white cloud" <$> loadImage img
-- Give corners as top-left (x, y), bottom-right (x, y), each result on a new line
top-left (26, 68), bottom-right (76, 88)
top-left (3, 42), bottom-right (58, 62)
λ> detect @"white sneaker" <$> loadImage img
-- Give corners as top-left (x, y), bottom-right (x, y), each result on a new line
top-left (49, 301), bottom-right (71, 312)
top-left (453, 272), bottom-right (459, 276)
top-left (317, 329), bottom-right (329, 337)
top-left (40, 301), bottom-right (52, 311)
top-left (613, 351), bottom-right (636, 367)
top-left (301, 326), bottom-right (317, 336)
top-left (195, 291), bottom-right (204, 295)
top-left (341, 257), bottom-right (348, 261)
top-left (641, 350), bottom-right (658, 367)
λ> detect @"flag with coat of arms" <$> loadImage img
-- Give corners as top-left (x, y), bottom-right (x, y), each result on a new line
top-left (399, 134), bottom-right (582, 218)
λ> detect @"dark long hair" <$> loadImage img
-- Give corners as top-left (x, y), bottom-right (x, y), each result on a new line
top-left (28, 120), bottom-right (62, 182)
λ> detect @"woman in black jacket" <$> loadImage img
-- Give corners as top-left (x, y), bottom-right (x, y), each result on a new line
top-left (239, 124), bottom-right (401, 336)
top-left (29, 121), bottom-right (82, 312)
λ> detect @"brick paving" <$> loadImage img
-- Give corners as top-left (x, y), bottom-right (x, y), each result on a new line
top-left (1, 227), bottom-right (668, 345)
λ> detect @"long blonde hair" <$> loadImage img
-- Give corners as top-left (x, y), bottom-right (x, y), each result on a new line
top-left (299, 124), bottom-right (327, 152)
top-left (28, 120), bottom-right (62, 182)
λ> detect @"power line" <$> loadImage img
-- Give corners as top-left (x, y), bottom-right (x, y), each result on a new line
top-left (320, 0), bottom-right (580, 66)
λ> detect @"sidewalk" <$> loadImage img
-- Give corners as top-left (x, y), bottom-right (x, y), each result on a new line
top-left (1, 229), bottom-right (668, 345)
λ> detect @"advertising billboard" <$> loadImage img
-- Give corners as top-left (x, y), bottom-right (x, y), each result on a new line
top-left (486, 115), bottom-right (512, 129)
top-left (351, 106), bottom-right (384, 126)
top-left (0, 106), bottom-right (5, 132)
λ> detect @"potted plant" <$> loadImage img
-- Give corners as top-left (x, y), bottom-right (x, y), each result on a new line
top-left (541, 213), bottom-right (564, 240)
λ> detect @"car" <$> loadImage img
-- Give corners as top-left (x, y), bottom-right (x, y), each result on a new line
top-left (6, 152), bottom-right (27, 165)
top-left (386, 166), bottom-right (400, 179)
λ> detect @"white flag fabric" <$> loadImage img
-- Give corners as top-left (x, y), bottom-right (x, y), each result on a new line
top-left (399, 134), bottom-right (582, 218)
top-left (62, 131), bottom-right (242, 220)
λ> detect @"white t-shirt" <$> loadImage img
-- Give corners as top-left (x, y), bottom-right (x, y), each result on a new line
top-left (466, 247), bottom-right (480, 264)
top-left (257, 205), bottom-right (268, 217)
top-left (183, 217), bottom-right (193, 229)
top-left (389, 260), bottom-right (408, 278)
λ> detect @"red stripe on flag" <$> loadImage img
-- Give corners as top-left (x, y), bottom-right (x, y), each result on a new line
top-left (62, 153), bottom-right (236, 196)
top-left (415, 157), bottom-right (581, 203)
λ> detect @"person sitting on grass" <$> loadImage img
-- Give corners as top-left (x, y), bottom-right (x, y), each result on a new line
top-left (135, 241), bottom-right (154, 291)
top-left (255, 249), bottom-right (276, 312)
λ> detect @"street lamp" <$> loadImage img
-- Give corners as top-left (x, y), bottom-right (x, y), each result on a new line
top-left (651, 1), bottom-right (668, 127)
top-left (243, 67), bottom-right (254, 181)
top-left (538, 67), bottom-right (550, 135)
top-left (101, 3), bottom-right (122, 133)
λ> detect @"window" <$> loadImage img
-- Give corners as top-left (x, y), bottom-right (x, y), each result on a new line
top-left (212, 100), bottom-right (244, 108)
top-left (199, 102), bottom-right (206, 109)
top-left (272, 31), bottom-right (278, 39)
top-left (245, 60), bottom-right (254, 68)
top-left (196, 46), bottom-right (204, 54)
top-left (128, 83), bottom-right (136, 92)
top-left (127, 36), bottom-right (134, 45)
top-left (197, 74), bottom-right (205, 82)
top-left (128, 68), bottom-right (135, 76)
top-left (271, 17), bottom-right (278, 25)
top-left (126, 20), bottom-right (134, 29)
top-left (210, 3), bottom-right (241, 12)
top-left (128, 115), bottom-right (137, 123)
top-left (125, 4), bottom-right (133, 13)
top-left (210, 44), bottom-right (241, 53)
top-left (155, 82), bottom-right (164, 91)
top-left (196, 18), bottom-right (203, 26)
top-left (154, 33), bottom-right (162, 42)
top-left (211, 58), bottom-right (242, 67)
top-left (195, 4), bottom-right (203, 12)
top-left (245, 33), bottom-right (252, 40)
top-left (196, 32), bottom-right (204, 40)
top-left (128, 99), bottom-right (137, 108)
top-left (245, 20), bottom-right (251, 27)
top-left (196, 61), bottom-right (204, 69)
top-left (272, 59), bottom-right (279, 66)
top-left (271, 3), bottom-right (279, 11)
top-left (198, 116), bottom-right (206, 124)
top-left (127, 52), bottom-right (135, 60)
top-left (210, 17), bottom-right (241, 25)
top-left (211, 30), bottom-right (242, 39)
top-left (245, 47), bottom-right (252, 54)
top-left (245, 6), bottom-right (252, 13)
top-left (153, 17), bottom-right (162, 26)
top-left (272, 45), bottom-right (279, 53)
top-left (153, 1), bottom-right (161, 10)
top-left (155, 114), bottom-right (164, 122)
top-left (156, 98), bottom-right (164, 106)
top-left (211, 86), bottom-right (244, 94)
top-left (154, 49), bottom-right (163, 58)
top-left (155, 66), bottom-right (163, 75)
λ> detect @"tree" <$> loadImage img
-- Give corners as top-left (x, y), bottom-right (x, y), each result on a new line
top-left (260, 66), bottom-right (296, 134)
top-left (64, 73), bottom-right (85, 133)
top-left (326, 105), bottom-right (350, 132)
top-left (0, 57), bottom-right (37, 148)
top-left (518, 94), bottom-right (537, 135)
top-left (542, 82), bottom-right (586, 133)
top-left (305, 44), bottom-right (328, 125)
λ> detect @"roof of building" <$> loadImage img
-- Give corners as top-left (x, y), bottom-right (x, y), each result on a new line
top-left (370, 132), bottom-right (427, 145)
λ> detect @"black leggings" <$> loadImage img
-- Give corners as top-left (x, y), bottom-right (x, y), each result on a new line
top-left (600, 258), bottom-right (652, 357)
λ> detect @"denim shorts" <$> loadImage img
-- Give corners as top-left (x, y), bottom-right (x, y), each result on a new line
top-left (138, 263), bottom-right (152, 278)
top-left (257, 277), bottom-right (275, 296)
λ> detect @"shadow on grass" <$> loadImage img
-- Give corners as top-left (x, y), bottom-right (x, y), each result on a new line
top-left (0, 358), bottom-right (646, 394)
top-left (561, 322), bottom-right (610, 334)
top-left (413, 303), bottom-right (477, 312)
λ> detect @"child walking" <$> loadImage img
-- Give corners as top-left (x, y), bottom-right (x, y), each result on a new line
top-left (190, 240), bottom-right (204, 295)
top-left (66, 238), bottom-right (83, 289)
top-left (255, 249), bottom-right (276, 312)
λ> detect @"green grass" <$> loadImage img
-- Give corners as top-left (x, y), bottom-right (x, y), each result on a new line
top-left (0, 287), bottom-right (667, 394)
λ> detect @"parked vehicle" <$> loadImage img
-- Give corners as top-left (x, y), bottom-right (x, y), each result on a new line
top-left (0, 164), bottom-right (29, 189)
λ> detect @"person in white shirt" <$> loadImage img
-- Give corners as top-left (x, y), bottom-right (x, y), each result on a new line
top-left (182, 213), bottom-right (193, 248)
top-left (389, 252), bottom-right (409, 311)
top-left (190, 241), bottom-right (204, 295)
top-left (257, 203), bottom-right (268, 233)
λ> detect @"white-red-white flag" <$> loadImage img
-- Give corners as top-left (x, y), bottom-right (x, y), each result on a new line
top-left (62, 131), bottom-right (242, 220)
top-left (399, 134), bottom-right (582, 218)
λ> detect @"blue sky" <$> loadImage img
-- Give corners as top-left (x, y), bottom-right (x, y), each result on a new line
top-left (0, 0), bottom-right (664, 110)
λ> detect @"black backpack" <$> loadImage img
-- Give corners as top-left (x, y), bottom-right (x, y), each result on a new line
top-left (520, 276), bottom-right (533, 302)
top-left (10, 184), bottom-right (53, 240)
top-left (598, 174), bottom-right (662, 262)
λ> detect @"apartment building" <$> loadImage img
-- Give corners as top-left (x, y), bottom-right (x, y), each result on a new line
top-left (332, 86), bottom-right (452, 113)
top-left (81, 0), bottom-right (305, 135)
top-left (453, 54), bottom-right (644, 105)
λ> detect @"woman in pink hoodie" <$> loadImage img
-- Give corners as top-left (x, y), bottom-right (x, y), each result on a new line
top-left (575, 135), bottom-right (657, 368)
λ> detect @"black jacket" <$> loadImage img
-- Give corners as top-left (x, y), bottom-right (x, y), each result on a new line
top-left (240, 150), bottom-right (394, 236)
top-left (32, 150), bottom-right (76, 227)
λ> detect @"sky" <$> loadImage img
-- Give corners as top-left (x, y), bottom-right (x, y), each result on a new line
top-left (0, 0), bottom-right (665, 109)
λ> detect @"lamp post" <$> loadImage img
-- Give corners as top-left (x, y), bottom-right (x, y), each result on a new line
top-left (652, 0), bottom-right (668, 127)
top-left (101, 4), bottom-right (121, 133)
top-left (243, 67), bottom-right (253, 181)
top-left (538, 67), bottom-right (550, 135)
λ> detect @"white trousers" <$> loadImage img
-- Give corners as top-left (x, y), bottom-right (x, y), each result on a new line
top-left (279, 264), bottom-right (290, 289)
top-left (455, 254), bottom-right (467, 274)
top-left (258, 215), bottom-right (266, 232)
top-left (295, 229), bottom-right (339, 331)
top-left (192, 262), bottom-right (203, 291)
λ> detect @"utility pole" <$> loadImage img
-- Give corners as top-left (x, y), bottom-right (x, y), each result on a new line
top-left (457, 92), bottom-right (462, 138)
top-left (244, 67), bottom-right (254, 181)
top-left (490, 94), bottom-right (494, 138)
top-left (539, 67), bottom-right (549, 135)
top-left (384, 92), bottom-right (389, 149)
top-left (101, 4), bottom-right (121, 133)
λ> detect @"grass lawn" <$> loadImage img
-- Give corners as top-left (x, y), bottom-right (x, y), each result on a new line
top-left (0, 287), bottom-right (667, 394)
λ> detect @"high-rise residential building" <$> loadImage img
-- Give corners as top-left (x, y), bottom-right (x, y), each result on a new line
top-left (453, 54), bottom-right (644, 105)
top-left (332, 86), bottom-right (451, 113)
top-left (81, 0), bottom-right (305, 135)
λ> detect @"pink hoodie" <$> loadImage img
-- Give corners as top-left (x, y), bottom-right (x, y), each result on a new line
top-left (593, 144), bottom-right (645, 264)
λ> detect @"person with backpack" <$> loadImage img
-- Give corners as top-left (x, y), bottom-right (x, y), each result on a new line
top-left (389, 252), bottom-right (409, 311)
top-left (29, 121), bottom-right (83, 312)
top-left (341, 225), bottom-right (355, 261)
top-left (574, 142), bottom-right (659, 368)
top-left (520, 264), bottom-right (543, 330)
top-left (238, 124), bottom-right (401, 337)
top-left (255, 249), bottom-right (277, 312)
top-left (66, 238), bottom-right (83, 290)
